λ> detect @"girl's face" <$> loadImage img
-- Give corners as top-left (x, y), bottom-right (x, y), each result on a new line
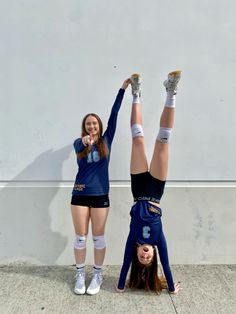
top-left (137, 244), bottom-right (154, 265)
top-left (85, 115), bottom-right (100, 136)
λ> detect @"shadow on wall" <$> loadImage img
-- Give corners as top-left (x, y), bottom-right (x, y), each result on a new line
top-left (0, 145), bottom-right (72, 265)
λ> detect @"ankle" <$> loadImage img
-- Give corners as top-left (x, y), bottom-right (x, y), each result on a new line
top-left (93, 265), bottom-right (102, 273)
top-left (133, 94), bottom-right (140, 104)
top-left (165, 93), bottom-right (176, 108)
top-left (76, 265), bottom-right (85, 274)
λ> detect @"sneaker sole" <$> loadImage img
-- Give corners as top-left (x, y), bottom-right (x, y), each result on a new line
top-left (74, 288), bottom-right (86, 295)
top-left (168, 70), bottom-right (182, 77)
top-left (86, 285), bottom-right (102, 295)
top-left (86, 289), bottom-right (100, 295)
top-left (131, 73), bottom-right (141, 80)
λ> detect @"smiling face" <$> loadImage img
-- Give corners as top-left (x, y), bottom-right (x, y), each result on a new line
top-left (84, 115), bottom-right (100, 137)
top-left (82, 113), bottom-right (103, 138)
top-left (137, 244), bottom-right (154, 265)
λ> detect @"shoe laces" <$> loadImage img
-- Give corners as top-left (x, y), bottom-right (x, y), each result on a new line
top-left (75, 270), bottom-right (85, 279)
top-left (92, 271), bottom-right (102, 283)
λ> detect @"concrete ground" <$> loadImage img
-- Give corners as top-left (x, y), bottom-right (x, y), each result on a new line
top-left (0, 264), bottom-right (235, 314)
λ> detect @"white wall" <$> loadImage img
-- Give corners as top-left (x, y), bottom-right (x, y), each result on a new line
top-left (0, 1), bottom-right (236, 265)
top-left (1, 0), bottom-right (236, 180)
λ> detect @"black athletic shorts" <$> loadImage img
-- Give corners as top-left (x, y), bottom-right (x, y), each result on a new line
top-left (71, 194), bottom-right (110, 208)
top-left (131, 171), bottom-right (166, 203)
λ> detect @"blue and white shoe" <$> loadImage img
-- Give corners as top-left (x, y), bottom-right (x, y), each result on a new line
top-left (163, 70), bottom-right (182, 94)
top-left (86, 270), bottom-right (103, 295)
top-left (74, 269), bottom-right (86, 295)
top-left (130, 73), bottom-right (141, 97)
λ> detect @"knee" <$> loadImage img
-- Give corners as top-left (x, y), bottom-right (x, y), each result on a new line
top-left (132, 136), bottom-right (145, 153)
top-left (133, 136), bottom-right (144, 146)
top-left (74, 234), bottom-right (87, 250)
top-left (157, 127), bottom-right (172, 144)
top-left (131, 124), bottom-right (144, 138)
top-left (93, 235), bottom-right (106, 249)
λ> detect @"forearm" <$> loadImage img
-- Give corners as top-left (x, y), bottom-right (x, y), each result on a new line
top-left (110, 88), bottom-right (125, 115)
top-left (158, 233), bottom-right (175, 292)
top-left (73, 138), bottom-right (86, 153)
top-left (117, 232), bottom-right (134, 291)
top-left (103, 89), bottom-right (125, 142)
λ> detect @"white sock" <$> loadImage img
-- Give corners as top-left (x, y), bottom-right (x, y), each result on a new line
top-left (133, 94), bottom-right (140, 104)
top-left (93, 265), bottom-right (102, 273)
top-left (76, 264), bottom-right (85, 270)
top-left (94, 264), bottom-right (102, 269)
top-left (165, 92), bottom-right (176, 108)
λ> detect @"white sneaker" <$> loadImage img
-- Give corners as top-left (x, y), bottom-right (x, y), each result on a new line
top-left (163, 70), bottom-right (182, 94)
top-left (130, 73), bottom-right (141, 97)
top-left (86, 271), bottom-right (103, 295)
top-left (74, 269), bottom-right (86, 295)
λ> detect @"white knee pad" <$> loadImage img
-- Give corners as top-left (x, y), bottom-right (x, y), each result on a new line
top-left (93, 235), bottom-right (106, 250)
top-left (131, 124), bottom-right (144, 138)
top-left (157, 127), bottom-right (172, 144)
top-left (74, 234), bottom-right (87, 250)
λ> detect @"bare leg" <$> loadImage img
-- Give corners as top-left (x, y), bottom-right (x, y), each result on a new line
top-left (91, 207), bottom-right (109, 267)
top-left (149, 107), bottom-right (174, 180)
top-left (150, 70), bottom-right (181, 180)
top-left (130, 101), bottom-right (148, 174)
top-left (71, 205), bottom-right (90, 265)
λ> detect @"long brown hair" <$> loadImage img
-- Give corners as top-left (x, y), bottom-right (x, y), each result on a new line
top-left (128, 244), bottom-right (167, 293)
top-left (78, 113), bottom-right (108, 159)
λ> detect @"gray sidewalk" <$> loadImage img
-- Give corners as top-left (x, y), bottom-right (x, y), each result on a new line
top-left (0, 264), bottom-right (235, 314)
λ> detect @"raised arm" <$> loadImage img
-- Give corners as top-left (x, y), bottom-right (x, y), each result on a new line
top-left (103, 79), bottom-right (130, 144)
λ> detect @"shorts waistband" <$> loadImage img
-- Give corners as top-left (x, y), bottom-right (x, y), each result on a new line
top-left (133, 196), bottom-right (160, 204)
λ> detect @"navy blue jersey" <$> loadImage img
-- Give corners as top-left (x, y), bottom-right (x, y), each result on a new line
top-left (117, 201), bottom-right (175, 292)
top-left (72, 88), bottom-right (125, 196)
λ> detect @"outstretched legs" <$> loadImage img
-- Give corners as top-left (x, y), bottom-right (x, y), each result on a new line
top-left (130, 74), bottom-right (148, 174)
top-left (150, 70), bottom-right (181, 180)
top-left (129, 71), bottom-right (181, 180)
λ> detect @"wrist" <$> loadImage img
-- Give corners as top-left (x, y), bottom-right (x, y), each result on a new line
top-left (116, 285), bottom-right (125, 293)
top-left (82, 138), bottom-right (88, 147)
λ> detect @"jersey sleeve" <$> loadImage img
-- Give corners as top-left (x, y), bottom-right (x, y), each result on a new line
top-left (157, 232), bottom-right (175, 292)
top-left (73, 138), bottom-right (86, 153)
top-left (117, 231), bottom-right (135, 290)
top-left (103, 88), bottom-right (125, 145)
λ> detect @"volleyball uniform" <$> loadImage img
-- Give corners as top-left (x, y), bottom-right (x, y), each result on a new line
top-left (117, 172), bottom-right (175, 292)
top-left (72, 88), bottom-right (125, 197)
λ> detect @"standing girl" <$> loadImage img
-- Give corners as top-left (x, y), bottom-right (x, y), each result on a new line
top-left (71, 79), bottom-right (130, 295)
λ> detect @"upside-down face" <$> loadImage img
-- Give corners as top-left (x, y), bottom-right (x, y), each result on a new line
top-left (137, 244), bottom-right (154, 265)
